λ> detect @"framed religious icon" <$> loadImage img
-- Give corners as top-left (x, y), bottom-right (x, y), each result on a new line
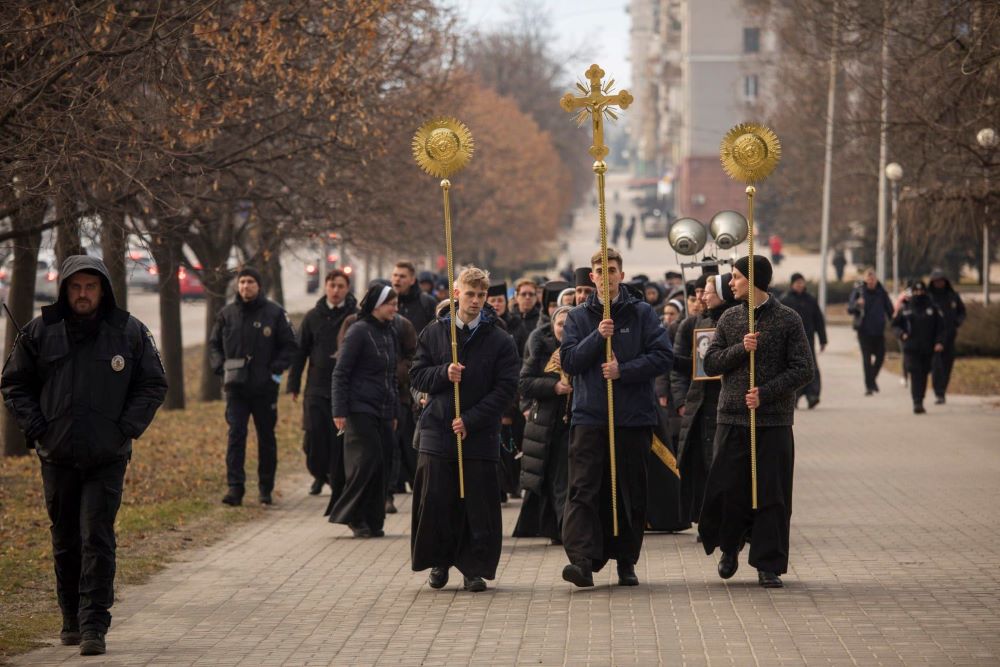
top-left (692, 328), bottom-right (721, 381)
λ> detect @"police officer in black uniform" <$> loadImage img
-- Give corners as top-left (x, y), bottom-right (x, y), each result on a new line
top-left (1, 255), bottom-right (168, 656)
top-left (209, 267), bottom-right (297, 506)
top-left (891, 280), bottom-right (945, 414)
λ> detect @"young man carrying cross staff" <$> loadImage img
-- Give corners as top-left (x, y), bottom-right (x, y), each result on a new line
top-left (559, 248), bottom-right (673, 587)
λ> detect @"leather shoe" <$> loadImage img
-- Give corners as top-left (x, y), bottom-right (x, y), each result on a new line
top-left (616, 561), bottom-right (639, 586)
top-left (718, 551), bottom-right (739, 579)
top-left (221, 489), bottom-right (243, 506)
top-left (914, 404), bottom-right (926, 414)
top-left (259, 493), bottom-right (273, 505)
top-left (463, 576), bottom-right (487, 592)
top-left (349, 523), bottom-right (371, 538)
top-left (79, 630), bottom-right (106, 656)
top-left (935, 395), bottom-right (946, 405)
top-left (807, 396), bottom-right (820, 409)
top-left (428, 567), bottom-right (449, 589)
top-left (309, 479), bottom-right (323, 495)
top-left (370, 528), bottom-right (385, 537)
top-left (758, 570), bottom-right (783, 588)
top-left (562, 561), bottom-right (594, 588)
top-left (385, 497), bottom-right (397, 514)
top-left (60, 618), bottom-right (81, 646)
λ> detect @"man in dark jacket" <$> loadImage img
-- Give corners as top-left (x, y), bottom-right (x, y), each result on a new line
top-left (559, 248), bottom-right (673, 588)
top-left (927, 269), bottom-right (966, 404)
top-left (511, 277), bottom-right (541, 333)
top-left (781, 273), bottom-right (827, 408)
top-left (847, 268), bottom-right (894, 395)
top-left (392, 260), bottom-right (437, 335)
top-left (409, 266), bottom-right (519, 593)
top-left (1, 255), bottom-right (167, 656)
top-left (892, 281), bottom-right (945, 413)
top-left (209, 267), bottom-right (297, 506)
top-left (287, 269), bottom-right (357, 495)
top-left (699, 255), bottom-right (813, 589)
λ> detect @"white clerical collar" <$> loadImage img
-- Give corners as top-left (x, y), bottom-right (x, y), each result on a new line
top-left (455, 312), bottom-right (482, 330)
top-left (326, 299), bottom-right (343, 310)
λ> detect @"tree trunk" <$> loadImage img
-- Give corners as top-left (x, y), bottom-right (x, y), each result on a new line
top-left (199, 276), bottom-right (227, 402)
top-left (149, 235), bottom-right (185, 410)
top-left (2, 200), bottom-right (45, 456)
top-left (54, 199), bottom-right (84, 267)
top-left (101, 210), bottom-right (128, 311)
top-left (264, 250), bottom-right (284, 305)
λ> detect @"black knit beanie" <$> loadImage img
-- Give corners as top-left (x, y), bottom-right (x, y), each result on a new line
top-left (733, 255), bottom-right (773, 291)
top-left (237, 266), bottom-right (263, 288)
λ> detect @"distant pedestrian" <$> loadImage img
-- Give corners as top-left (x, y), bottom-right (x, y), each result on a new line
top-left (832, 248), bottom-right (847, 282)
top-left (287, 270), bottom-right (357, 496)
top-left (210, 267), bottom-right (298, 506)
top-left (612, 212), bottom-right (624, 246)
top-left (699, 255), bottom-right (813, 589)
top-left (781, 273), bottom-right (827, 408)
top-left (847, 268), bottom-right (895, 395)
top-left (392, 261), bottom-right (437, 334)
top-left (1, 256), bottom-right (168, 656)
top-left (768, 234), bottom-right (784, 266)
top-left (892, 281), bottom-right (945, 414)
top-left (625, 215), bottom-right (637, 250)
top-left (329, 284), bottom-right (399, 537)
top-left (927, 269), bottom-right (966, 404)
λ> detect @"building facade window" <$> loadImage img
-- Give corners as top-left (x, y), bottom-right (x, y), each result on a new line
top-left (743, 74), bottom-right (759, 101)
top-left (743, 27), bottom-right (760, 53)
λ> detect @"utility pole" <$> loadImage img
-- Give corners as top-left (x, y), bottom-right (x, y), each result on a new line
top-left (818, 1), bottom-right (838, 314)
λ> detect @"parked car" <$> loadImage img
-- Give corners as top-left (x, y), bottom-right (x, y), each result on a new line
top-left (126, 256), bottom-right (160, 292)
top-left (0, 252), bottom-right (59, 302)
top-left (178, 265), bottom-right (205, 299)
top-left (305, 261), bottom-right (320, 293)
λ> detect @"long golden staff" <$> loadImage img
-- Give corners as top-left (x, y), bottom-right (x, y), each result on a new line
top-left (561, 64), bottom-right (633, 536)
top-left (412, 118), bottom-right (475, 498)
top-left (720, 123), bottom-right (781, 510)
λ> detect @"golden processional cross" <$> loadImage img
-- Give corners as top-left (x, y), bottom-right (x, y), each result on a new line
top-left (561, 64), bottom-right (632, 536)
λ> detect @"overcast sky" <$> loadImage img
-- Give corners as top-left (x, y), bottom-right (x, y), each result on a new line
top-left (450, 0), bottom-right (632, 88)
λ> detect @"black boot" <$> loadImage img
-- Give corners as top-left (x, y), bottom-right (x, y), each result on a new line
top-left (259, 492), bottom-right (273, 505)
top-left (309, 479), bottom-right (323, 495)
top-left (562, 561), bottom-right (594, 588)
top-left (79, 630), bottom-right (106, 656)
top-left (221, 488), bottom-right (243, 506)
top-left (463, 576), bottom-right (487, 592)
top-left (616, 561), bottom-right (639, 586)
top-left (385, 497), bottom-right (397, 514)
top-left (349, 522), bottom-right (371, 538)
top-left (60, 617), bottom-right (81, 646)
top-left (428, 567), bottom-right (449, 589)
top-left (758, 570), bottom-right (783, 588)
top-left (718, 551), bottom-right (739, 579)
top-left (914, 403), bottom-right (926, 414)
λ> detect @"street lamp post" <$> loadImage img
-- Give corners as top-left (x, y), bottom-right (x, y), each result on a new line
top-left (977, 127), bottom-right (997, 305)
top-left (886, 162), bottom-right (903, 294)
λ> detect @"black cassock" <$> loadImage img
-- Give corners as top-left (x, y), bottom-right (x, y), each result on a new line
top-left (411, 453), bottom-right (502, 580)
top-left (698, 423), bottom-right (794, 574)
top-left (645, 408), bottom-right (690, 532)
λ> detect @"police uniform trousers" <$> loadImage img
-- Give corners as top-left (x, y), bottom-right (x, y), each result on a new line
top-left (410, 453), bottom-right (502, 579)
top-left (225, 386), bottom-right (279, 494)
top-left (698, 424), bottom-right (794, 575)
top-left (931, 336), bottom-right (956, 399)
top-left (327, 413), bottom-right (392, 531)
top-left (562, 425), bottom-right (651, 572)
top-left (906, 352), bottom-right (934, 405)
top-left (40, 457), bottom-right (128, 633)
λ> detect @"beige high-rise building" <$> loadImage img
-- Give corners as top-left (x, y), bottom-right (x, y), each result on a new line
top-left (629, 0), bottom-right (774, 222)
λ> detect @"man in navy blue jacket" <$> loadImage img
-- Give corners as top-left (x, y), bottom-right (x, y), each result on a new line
top-left (560, 248), bottom-right (673, 587)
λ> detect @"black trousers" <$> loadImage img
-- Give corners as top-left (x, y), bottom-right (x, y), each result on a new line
top-left (225, 387), bottom-right (279, 494)
top-left (40, 457), bottom-right (128, 633)
top-left (931, 337), bottom-right (956, 398)
top-left (328, 413), bottom-right (391, 531)
top-left (857, 333), bottom-right (886, 391)
top-left (562, 425), bottom-right (650, 571)
top-left (698, 424), bottom-right (794, 574)
top-left (303, 393), bottom-right (334, 485)
top-left (392, 406), bottom-right (417, 495)
top-left (411, 454), bottom-right (502, 579)
top-left (796, 344), bottom-right (822, 401)
top-left (906, 352), bottom-right (933, 405)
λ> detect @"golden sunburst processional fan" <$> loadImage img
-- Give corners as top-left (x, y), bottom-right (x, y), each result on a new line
top-left (412, 117), bottom-right (475, 499)
top-left (719, 122), bottom-right (782, 510)
top-left (560, 64), bottom-right (632, 536)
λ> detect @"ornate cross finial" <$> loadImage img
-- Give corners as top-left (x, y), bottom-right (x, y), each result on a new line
top-left (560, 63), bottom-right (633, 161)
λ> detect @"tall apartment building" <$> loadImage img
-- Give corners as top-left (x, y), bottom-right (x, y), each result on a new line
top-left (629, 0), bottom-right (774, 223)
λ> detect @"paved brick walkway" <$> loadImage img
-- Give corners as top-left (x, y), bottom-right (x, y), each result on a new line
top-left (15, 326), bottom-right (1000, 666)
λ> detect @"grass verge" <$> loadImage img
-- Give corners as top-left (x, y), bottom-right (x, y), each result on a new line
top-left (0, 344), bottom-right (304, 659)
top-left (883, 355), bottom-right (1000, 397)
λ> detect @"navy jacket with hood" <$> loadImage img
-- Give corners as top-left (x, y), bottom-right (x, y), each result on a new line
top-left (560, 284), bottom-right (673, 428)
top-left (1, 255), bottom-right (168, 467)
top-left (409, 303), bottom-right (519, 462)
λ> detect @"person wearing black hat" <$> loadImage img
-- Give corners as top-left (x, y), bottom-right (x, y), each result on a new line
top-left (699, 255), bottom-right (813, 588)
top-left (781, 272), bottom-right (827, 409)
top-left (927, 269), bottom-right (965, 404)
top-left (892, 280), bottom-right (945, 413)
top-left (539, 280), bottom-right (571, 327)
top-left (486, 282), bottom-right (528, 355)
top-left (1, 256), bottom-right (168, 656)
top-left (209, 267), bottom-right (298, 507)
top-left (418, 270), bottom-right (437, 295)
top-left (328, 284), bottom-right (399, 537)
top-left (574, 267), bottom-right (596, 305)
top-left (675, 273), bottom-right (738, 531)
top-left (664, 270), bottom-right (683, 290)
top-left (287, 270), bottom-right (358, 496)
top-left (559, 247), bottom-right (673, 588)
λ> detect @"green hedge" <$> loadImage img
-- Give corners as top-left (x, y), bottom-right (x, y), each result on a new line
top-left (956, 303), bottom-right (1000, 357)
top-left (776, 280), bottom-right (856, 304)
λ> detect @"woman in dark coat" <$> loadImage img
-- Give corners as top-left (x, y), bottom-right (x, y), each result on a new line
top-left (513, 305), bottom-right (574, 542)
top-left (677, 273), bottom-right (737, 530)
top-left (328, 284), bottom-right (399, 537)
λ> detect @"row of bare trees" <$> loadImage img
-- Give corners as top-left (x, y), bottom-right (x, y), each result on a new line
top-left (1, 1), bottom-right (581, 455)
top-left (757, 0), bottom-right (999, 276)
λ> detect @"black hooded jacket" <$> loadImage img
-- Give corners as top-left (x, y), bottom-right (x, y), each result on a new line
top-left (892, 294), bottom-right (945, 354)
top-left (396, 283), bottom-right (438, 335)
top-left (286, 293), bottom-right (357, 398)
top-left (1, 255), bottom-right (168, 467)
top-left (209, 290), bottom-right (298, 396)
top-left (781, 288), bottom-right (828, 349)
top-left (409, 303), bottom-right (519, 462)
top-left (928, 277), bottom-right (966, 339)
